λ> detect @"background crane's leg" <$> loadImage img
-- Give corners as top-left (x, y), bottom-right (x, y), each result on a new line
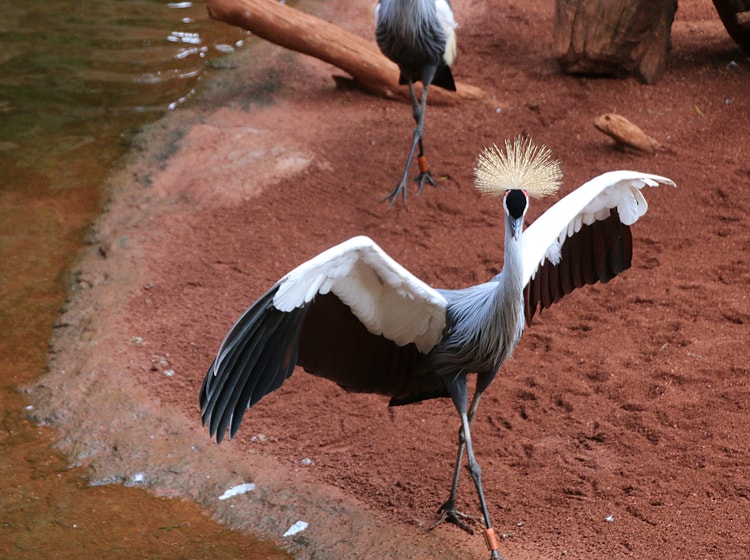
top-left (381, 81), bottom-right (424, 206)
top-left (413, 83), bottom-right (438, 194)
top-left (409, 80), bottom-right (421, 123)
top-left (381, 64), bottom-right (441, 206)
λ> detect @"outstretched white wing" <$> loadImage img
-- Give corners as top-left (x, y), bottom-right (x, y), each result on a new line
top-left (522, 171), bottom-right (675, 288)
top-left (203, 236), bottom-right (449, 441)
top-left (274, 236), bottom-right (447, 353)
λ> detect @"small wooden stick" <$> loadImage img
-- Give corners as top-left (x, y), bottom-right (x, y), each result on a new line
top-left (593, 113), bottom-right (663, 153)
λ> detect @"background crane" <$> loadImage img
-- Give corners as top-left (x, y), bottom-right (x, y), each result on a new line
top-left (375, 0), bottom-right (458, 205)
top-left (200, 138), bottom-right (674, 559)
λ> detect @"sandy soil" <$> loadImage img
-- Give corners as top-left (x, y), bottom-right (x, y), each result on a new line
top-left (32, 1), bottom-right (750, 558)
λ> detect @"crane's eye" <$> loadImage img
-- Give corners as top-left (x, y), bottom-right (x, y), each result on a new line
top-left (504, 190), bottom-right (528, 219)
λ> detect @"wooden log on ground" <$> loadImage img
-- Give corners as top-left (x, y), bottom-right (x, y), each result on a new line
top-left (205, 0), bottom-right (483, 103)
top-left (553, 0), bottom-right (678, 84)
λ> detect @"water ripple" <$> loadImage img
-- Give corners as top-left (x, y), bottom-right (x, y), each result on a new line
top-left (0, 0), bottom-right (251, 160)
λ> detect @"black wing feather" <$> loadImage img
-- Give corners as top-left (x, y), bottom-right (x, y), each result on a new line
top-left (225, 310), bottom-right (302, 439)
top-left (525, 209), bottom-right (634, 323)
top-left (200, 291), bottom-right (273, 422)
top-left (297, 292), bottom-right (423, 399)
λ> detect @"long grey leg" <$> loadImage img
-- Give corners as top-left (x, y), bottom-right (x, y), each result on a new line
top-left (459, 408), bottom-right (502, 558)
top-left (382, 81), bottom-right (428, 206)
top-left (433, 373), bottom-right (503, 559)
top-left (431, 388), bottom-right (484, 533)
top-left (413, 82), bottom-right (438, 194)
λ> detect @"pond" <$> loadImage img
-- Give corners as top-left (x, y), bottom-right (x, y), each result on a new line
top-left (0, 1), bottom-right (289, 558)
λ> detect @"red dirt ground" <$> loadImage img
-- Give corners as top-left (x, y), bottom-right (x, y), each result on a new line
top-left (35, 1), bottom-right (749, 559)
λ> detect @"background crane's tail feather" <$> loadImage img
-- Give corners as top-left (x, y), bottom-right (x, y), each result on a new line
top-left (431, 64), bottom-right (456, 91)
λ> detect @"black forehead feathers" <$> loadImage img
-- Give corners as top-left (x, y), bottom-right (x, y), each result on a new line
top-left (504, 189), bottom-right (528, 219)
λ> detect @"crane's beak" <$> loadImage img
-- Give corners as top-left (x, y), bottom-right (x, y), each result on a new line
top-left (510, 217), bottom-right (523, 240)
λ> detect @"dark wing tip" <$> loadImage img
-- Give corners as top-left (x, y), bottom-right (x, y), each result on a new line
top-left (199, 285), bottom-right (304, 443)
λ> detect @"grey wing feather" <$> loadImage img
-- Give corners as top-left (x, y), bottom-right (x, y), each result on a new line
top-left (200, 288), bottom-right (431, 443)
top-left (200, 284), bottom-right (306, 442)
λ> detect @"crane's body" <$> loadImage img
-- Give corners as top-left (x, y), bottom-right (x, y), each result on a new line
top-left (376, 0), bottom-right (457, 88)
top-left (428, 200), bottom-right (525, 395)
top-left (200, 139), bottom-right (674, 559)
top-left (375, 0), bottom-right (458, 205)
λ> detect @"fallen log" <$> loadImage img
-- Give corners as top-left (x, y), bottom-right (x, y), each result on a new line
top-left (205, 0), bottom-right (483, 103)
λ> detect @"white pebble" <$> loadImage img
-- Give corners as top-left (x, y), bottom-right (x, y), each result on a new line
top-left (218, 482), bottom-right (256, 500)
top-left (283, 520), bottom-right (308, 537)
top-left (130, 472), bottom-right (147, 485)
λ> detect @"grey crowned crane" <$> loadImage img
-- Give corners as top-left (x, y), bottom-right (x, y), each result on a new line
top-left (200, 137), bottom-right (674, 559)
top-left (374, 0), bottom-right (458, 205)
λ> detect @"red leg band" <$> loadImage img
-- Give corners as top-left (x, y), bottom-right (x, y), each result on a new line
top-left (484, 527), bottom-right (500, 552)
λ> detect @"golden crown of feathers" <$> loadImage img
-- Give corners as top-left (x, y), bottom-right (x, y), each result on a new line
top-left (474, 136), bottom-right (562, 198)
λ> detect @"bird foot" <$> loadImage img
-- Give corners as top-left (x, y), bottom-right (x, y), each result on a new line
top-left (381, 180), bottom-right (410, 208)
top-left (414, 155), bottom-right (440, 194)
top-left (415, 170), bottom-right (439, 194)
top-left (429, 501), bottom-right (475, 534)
top-left (381, 158), bottom-right (441, 207)
top-left (381, 173), bottom-right (438, 207)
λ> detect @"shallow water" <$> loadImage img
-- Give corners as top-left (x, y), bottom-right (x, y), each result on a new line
top-left (0, 1), bottom-right (289, 558)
